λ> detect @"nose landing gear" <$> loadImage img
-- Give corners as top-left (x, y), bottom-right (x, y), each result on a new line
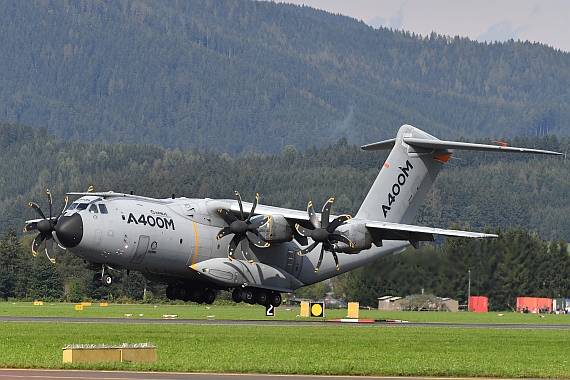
top-left (92, 264), bottom-right (113, 287)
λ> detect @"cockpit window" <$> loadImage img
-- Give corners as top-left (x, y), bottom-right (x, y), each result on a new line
top-left (88, 204), bottom-right (98, 213)
top-left (98, 204), bottom-right (108, 214)
top-left (76, 203), bottom-right (88, 211)
top-left (68, 203), bottom-right (77, 211)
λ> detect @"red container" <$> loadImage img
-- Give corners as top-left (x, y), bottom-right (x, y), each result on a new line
top-left (516, 297), bottom-right (552, 313)
top-left (469, 296), bottom-right (488, 312)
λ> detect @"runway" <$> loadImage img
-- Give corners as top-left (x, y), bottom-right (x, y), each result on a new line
top-left (0, 369), bottom-right (544, 380)
top-left (1, 315), bottom-right (570, 329)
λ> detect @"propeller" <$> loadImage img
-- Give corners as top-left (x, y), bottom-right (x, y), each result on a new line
top-left (23, 189), bottom-right (68, 264)
top-left (295, 198), bottom-right (354, 272)
top-left (216, 191), bottom-right (270, 263)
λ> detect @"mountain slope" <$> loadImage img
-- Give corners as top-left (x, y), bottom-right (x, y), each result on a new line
top-left (1, 0), bottom-right (570, 154)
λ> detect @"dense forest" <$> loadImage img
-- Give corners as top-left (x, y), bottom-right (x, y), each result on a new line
top-left (2, 0), bottom-right (570, 307)
top-left (0, 122), bottom-right (569, 309)
top-left (1, 0), bottom-right (570, 154)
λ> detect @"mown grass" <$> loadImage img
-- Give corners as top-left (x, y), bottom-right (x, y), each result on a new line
top-left (1, 322), bottom-right (570, 377)
top-left (1, 301), bottom-right (569, 324)
top-left (1, 302), bottom-right (570, 377)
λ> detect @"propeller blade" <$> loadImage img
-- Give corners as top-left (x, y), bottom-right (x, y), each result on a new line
top-left (297, 241), bottom-right (318, 255)
top-left (240, 237), bottom-right (258, 263)
top-left (32, 233), bottom-right (44, 257)
top-left (246, 230), bottom-right (270, 248)
top-left (234, 190), bottom-right (244, 220)
top-left (23, 221), bottom-right (38, 233)
top-left (217, 208), bottom-right (237, 227)
top-left (245, 193), bottom-right (259, 223)
top-left (45, 238), bottom-right (55, 264)
top-left (55, 195), bottom-right (69, 221)
top-left (228, 234), bottom-right (241, 261)
top-left (314, 245), bottom-right (325, 272)
top-left (216, 227), bottom-right (232, 240)
top-left (29, 202), bottom-right (46, 220)
top-left (329, 233), bottom-right (355, 249)
top-left (327, 214), bottom-right (352, 233)
top-left (248, 215), bottom-right (268, 230)
top-left (329, 243), bottom-right (340, 270)
top-left (307, 201), bottom-right (320, 229)
top-left (321, 198), bottom-right (334, 229)
top-left (46, 189), bottom-right (53, 219)
top-left (295, 223), bottom-right (312, 238)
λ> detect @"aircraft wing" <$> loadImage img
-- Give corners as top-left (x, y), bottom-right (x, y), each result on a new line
top-left (238, 203), bottom-right (496, 247)
top-left (365, 220), bottom-right (496, 240)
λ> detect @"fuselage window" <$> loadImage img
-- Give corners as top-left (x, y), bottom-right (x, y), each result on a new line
top-left (98, 204), bottom-right (108, 214)
top-left (89, 204), bottom-right (99, 213)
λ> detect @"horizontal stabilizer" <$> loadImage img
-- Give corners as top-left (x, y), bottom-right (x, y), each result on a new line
top-left (362, 136), bottom-right (562, 156)
top-left (403, 138), bottom-right (563, 155)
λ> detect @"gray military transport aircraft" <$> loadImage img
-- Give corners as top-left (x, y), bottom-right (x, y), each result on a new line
top-left (24, 125), bottom-right (561, 307)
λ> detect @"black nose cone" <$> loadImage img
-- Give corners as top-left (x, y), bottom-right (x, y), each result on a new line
top-left (56, 213), bottom-right (83, 248)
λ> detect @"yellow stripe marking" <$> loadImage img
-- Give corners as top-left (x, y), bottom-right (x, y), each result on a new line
top-left (190, 221), bottom-right (199, 267)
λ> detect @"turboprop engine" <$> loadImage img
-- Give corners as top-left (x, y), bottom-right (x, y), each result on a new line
top-left (333, 223), bottom-right (372, 253)
top-left (257, 214), bottom-right (293, 243)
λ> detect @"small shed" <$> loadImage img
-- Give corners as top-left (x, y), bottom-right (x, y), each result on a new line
top-left (377, 296), bottom-right (402, 311)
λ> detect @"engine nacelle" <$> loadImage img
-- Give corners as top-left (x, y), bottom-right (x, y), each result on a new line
top-left (257, 214), bottom-right (293, 243)
top-left (333, 223), bottom-right (372, 253)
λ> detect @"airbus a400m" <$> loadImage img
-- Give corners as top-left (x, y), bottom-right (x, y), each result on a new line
top-left (24, 125), bottom-right (561, 307)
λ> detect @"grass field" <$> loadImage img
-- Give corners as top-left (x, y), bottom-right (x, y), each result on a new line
top-left (1, 302), bottom-right (570, 377)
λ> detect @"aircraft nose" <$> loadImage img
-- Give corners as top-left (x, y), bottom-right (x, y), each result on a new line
top-left (55, 213), bottom-right (83, 248)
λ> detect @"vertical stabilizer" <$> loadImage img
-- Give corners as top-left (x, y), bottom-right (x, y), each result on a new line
top-left (356, 125), bottom-right (449, 223)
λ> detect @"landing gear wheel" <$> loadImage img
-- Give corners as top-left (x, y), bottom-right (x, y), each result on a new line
top-left (102, 274), bottom-right (113, 287)
top-left (241, 288), bottom-right (255, 304)
top-left (92, 273), bottom-right (102, 286)
top-left (190, 288), bottom-right (205, 304)
top-left (232, 288), bottom-right (242, 303)
top-left (270, 291), bottom-right (282, 307)
top-left (204, 289), bottom-right (216, 305)
top-left (257, 290), bottom-right (269, 306)
top-left (166, 284), bottom-right (176, 300)
top-left (175, 286), bottom-right (190, 302)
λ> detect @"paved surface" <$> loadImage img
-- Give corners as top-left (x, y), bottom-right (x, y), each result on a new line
top-left (0, 369), bottom-right (544, 380)
top-left (1, 315), bottom-right (570, 329)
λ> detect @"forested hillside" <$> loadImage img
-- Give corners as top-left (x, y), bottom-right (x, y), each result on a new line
top-left (1, 122), bottom-right (567, 239)
top-left (1, 122), bottom-right (568, 307)
top-left (1, 0), bottom-right (570, 154)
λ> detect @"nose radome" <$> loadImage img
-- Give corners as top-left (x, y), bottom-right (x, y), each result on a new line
top-left (55, 213), bottom-right (83, 248)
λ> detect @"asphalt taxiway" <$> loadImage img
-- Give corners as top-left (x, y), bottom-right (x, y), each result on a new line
top-left (1, 315), bottom-right (570, 329)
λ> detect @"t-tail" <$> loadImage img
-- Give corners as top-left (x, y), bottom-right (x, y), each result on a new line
top-left (356, 124), bottom-right (562, 223)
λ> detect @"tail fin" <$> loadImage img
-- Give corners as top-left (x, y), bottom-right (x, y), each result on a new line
top-left (356, 124), bottom-right (561, 223)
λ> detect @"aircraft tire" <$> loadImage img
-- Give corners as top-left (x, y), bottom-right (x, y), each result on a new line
top-left (257, 290), bottom-right (269, 306)
top-left (232, 288), bottom-right (242, 303)
top-left (92, 273), bottom-right (102, 286)
top-left (166, 284), bottom-right (176, 300)
top-left (204, 288), bottom-right (215, 304)
top-left (269, 291), bottom-right (282, 307)
top-left (102, 274), bottom-right (113, 287)
top-left (241, 288), bottom-right (255, 304)
top-left (190, 288), bottom-right (205, 304)
top-left (175, 286), bottom-right (190, 302)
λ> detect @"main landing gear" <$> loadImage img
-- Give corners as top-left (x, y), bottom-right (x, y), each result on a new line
top-left (92, 265), bottom-right (113, 287)
top-left (165, 284), bottom-right (216, 304)
top-left (232, 287), bottom-right (282, 307)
